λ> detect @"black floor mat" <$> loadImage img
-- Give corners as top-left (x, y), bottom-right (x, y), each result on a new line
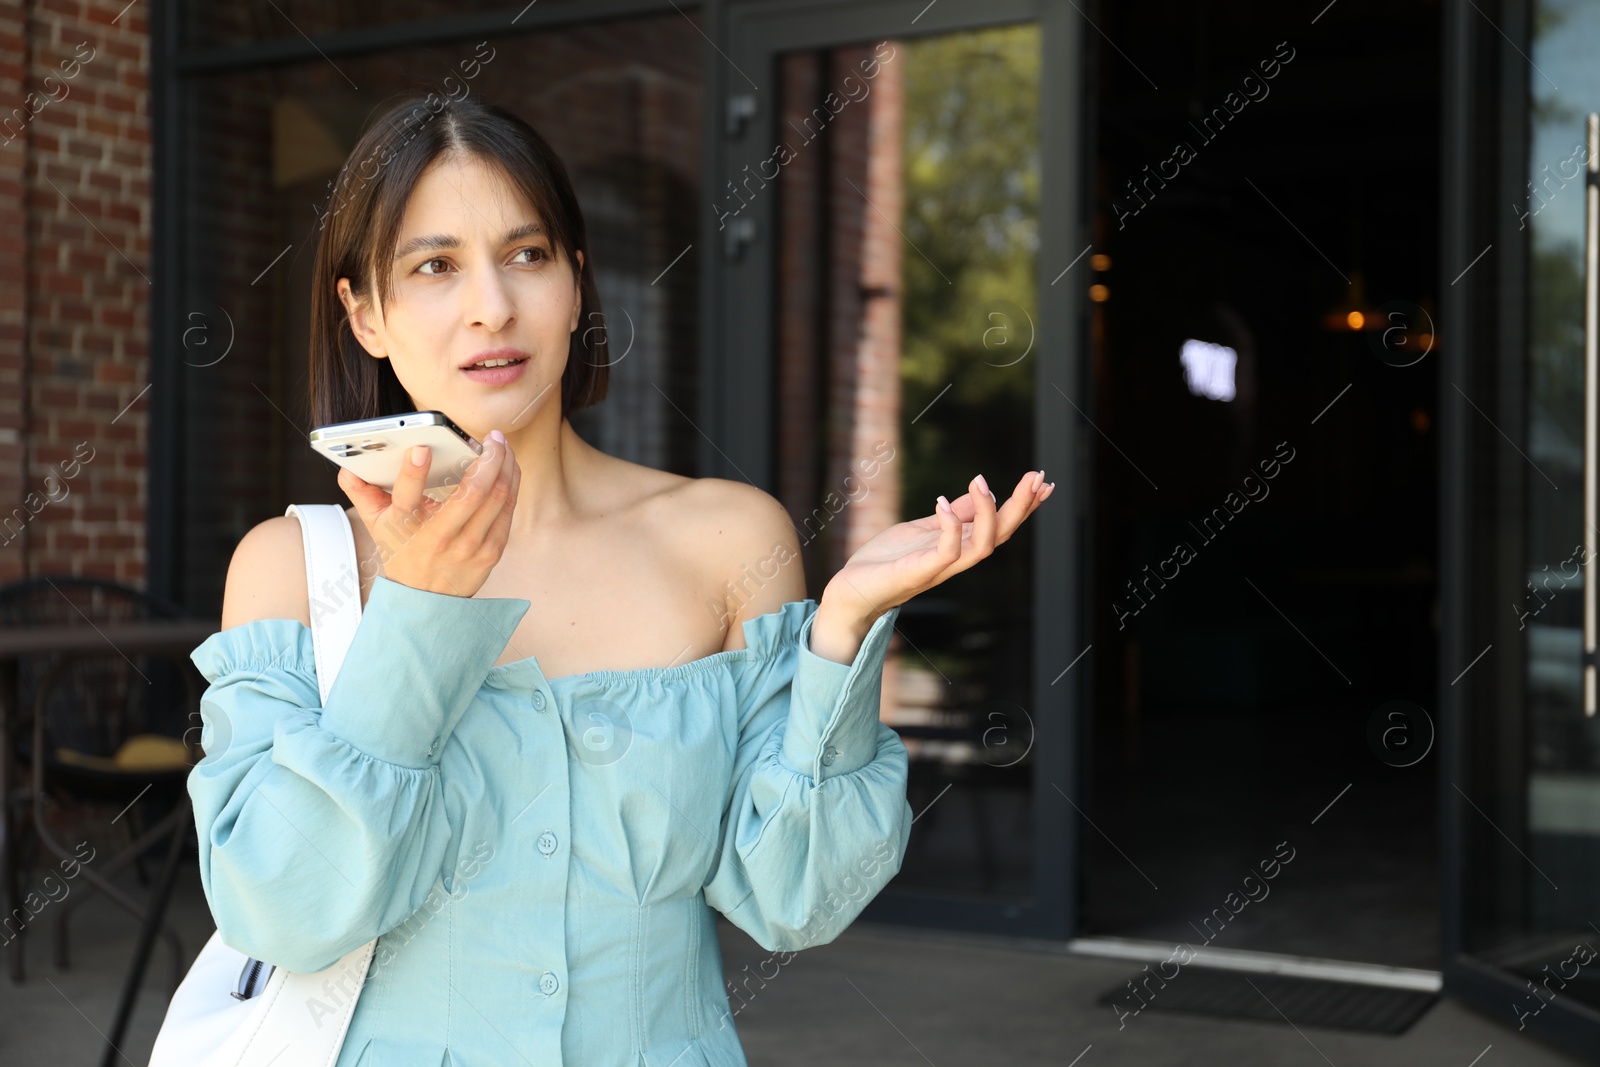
top-left (1097, 968), bottom-right (1439, 1034)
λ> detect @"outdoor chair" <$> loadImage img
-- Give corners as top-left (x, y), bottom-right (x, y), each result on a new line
top-left (0, 576), bottom-right (201, 984)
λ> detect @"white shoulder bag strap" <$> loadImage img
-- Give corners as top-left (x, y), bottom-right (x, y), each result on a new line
top-left (288, 502), bottom-right (364, 707)
top-left (149, 503), bottom-right (376, 1067)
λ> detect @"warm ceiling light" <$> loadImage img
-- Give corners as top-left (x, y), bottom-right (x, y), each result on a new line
top-left (1323, 270), bottom-right (1379, 332)
top-left (1089, 284), bottom-right (1110, 302)
top-left (1091, 254), bottom-right (1112, 271)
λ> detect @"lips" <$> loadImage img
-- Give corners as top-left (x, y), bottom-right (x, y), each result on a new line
top-left (464, 350), bottom-right (531, 383)
top-left (459, 347), bottom-right (532, 370)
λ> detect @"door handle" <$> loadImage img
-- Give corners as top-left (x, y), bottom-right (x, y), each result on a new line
top-left (1584, 113), bottom-right (1598, 715)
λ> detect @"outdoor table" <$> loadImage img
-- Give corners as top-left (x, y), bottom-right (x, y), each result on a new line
top-left (0, 619), bottom-right (217, 1065)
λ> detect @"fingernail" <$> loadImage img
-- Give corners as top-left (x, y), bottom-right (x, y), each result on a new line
top-left (974, 473), bottom-right (990, 496)
top-left (489, 429), bottom-right (505, 444)
top-left (411, 445), bottom-right (429, 467)
top-left (1036, 469), bottom-right (1046, 490)
top-left (936, 495), bottom-right (950, 514)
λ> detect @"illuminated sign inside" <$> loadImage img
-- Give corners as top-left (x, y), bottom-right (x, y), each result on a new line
top-left (1179, 338), bottom-right (1237, 401)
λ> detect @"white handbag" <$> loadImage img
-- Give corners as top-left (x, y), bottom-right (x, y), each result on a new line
top-left (149, 504), bottom-right (377, 1067)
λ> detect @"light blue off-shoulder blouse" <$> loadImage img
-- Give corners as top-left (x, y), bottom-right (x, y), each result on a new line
top-left (186, 574), bottom-right (911, 1067)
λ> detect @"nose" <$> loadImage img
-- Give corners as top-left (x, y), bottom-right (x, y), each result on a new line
top-left (465, 257), bottom-right (516, 333)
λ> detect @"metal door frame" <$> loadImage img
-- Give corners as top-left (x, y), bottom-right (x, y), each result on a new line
top-left (705, 0), bottom-right (1086, 940)
top-left (1440, 0), bottom-right (1600, 1058)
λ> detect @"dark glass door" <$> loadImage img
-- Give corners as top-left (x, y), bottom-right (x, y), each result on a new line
top-left (1082, 0), bottom-right (1441, 973)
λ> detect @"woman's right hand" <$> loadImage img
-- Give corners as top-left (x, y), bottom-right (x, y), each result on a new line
top-left (337, 429), bottom-right (520, 599)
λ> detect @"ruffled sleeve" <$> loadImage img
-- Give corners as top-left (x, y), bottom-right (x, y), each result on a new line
top-left (186, 575), bottom-right (530, 973)
top-left (701, 599), bottom-right (913, 953)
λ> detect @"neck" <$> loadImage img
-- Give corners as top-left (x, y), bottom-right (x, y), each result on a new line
top-left (463, 405), bottom-right (591, 537)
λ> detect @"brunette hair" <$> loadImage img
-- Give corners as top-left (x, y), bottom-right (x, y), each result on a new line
top-left (309, 93), bottom-right (608, 427)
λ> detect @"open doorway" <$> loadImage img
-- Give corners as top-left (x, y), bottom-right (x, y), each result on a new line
top-left (1083, 0), bottom-right (1441, 970)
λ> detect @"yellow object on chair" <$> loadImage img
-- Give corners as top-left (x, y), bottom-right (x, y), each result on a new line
top-left (54, 734), bottom-right (192, 773)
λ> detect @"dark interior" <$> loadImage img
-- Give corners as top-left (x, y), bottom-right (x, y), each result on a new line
top-left (1085, 0), bottom-right (1442, 968)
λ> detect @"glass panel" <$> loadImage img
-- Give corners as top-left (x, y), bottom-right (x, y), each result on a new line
top-left (1466, 0), bottom-right (1600, 1014)
top-left (178, 14), bottom-right (703, 611)
top-left (1086, 9), bottom-right (1439, 968)
top-left (771, 23), bottom-right (1041, 902)
top-left (185, 0), bottom-right (587, 53)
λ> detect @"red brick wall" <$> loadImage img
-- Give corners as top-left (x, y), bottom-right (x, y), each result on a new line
top-left (775, 42), bottom-right (904, 586)
top-left (835, 42), bottom-right (902, 564)
top-left (0, 0), bottom-right (149, 585)
top-left (0, 0), bottom-right (26, 571)
top-left (773, 42), bottom-right (904, 721)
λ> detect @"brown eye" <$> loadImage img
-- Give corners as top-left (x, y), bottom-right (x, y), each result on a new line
top-left (417, 257), bottom-right (451, 275)
top-left (513, 247), bottom-right (548, 265)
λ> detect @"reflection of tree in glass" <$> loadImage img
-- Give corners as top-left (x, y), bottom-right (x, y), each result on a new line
top-left (1529, 236), bottom-right (1583, 469)
top-left (1526, 234), bottom-right (1586, 611)
top-left (1531, 0), bottom-right (1576, 129)
top-left (899, 24), bottom-right (1040, 685)
top-left (1529, 238), bottom-right (1580, 441)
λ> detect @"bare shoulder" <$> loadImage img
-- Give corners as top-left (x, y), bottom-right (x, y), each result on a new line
top-left (219, 514), bottom-right (311, 631)
top-left (673, 476), bottom-right (797, 546)
top-left (653, 476), bottom-right (806, 644)
top-left (585, 444), bottom-right (793, 551)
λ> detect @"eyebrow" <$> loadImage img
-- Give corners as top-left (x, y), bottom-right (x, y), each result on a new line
top-left (393, 221), bottom-right (547, 260)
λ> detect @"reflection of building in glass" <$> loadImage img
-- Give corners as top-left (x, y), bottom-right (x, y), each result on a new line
top-left (569, 158), bottom-right (699, 474)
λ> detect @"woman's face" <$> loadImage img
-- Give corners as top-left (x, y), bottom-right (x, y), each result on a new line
top-left (337, 150), bottom-right (584, 437)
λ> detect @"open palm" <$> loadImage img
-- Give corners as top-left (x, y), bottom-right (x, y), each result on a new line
top-left (824, 470), bottom-right (1055, 619)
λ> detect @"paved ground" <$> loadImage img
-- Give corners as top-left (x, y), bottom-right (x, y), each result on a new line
top-left (0, 856), bottom-right (1588, 1066)
top-left (721, 921), bottom-right (1591, 1066)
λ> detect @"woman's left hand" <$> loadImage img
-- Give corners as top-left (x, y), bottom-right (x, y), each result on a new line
top-left (821, 470), bottom-right (1055, 627)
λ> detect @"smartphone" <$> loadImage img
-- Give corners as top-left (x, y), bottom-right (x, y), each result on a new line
top-left (309, 411), bottom-right (483, 503)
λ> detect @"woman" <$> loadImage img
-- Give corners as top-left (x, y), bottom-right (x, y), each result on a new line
top-left (189, 93), bottom-right (1053, 1066)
